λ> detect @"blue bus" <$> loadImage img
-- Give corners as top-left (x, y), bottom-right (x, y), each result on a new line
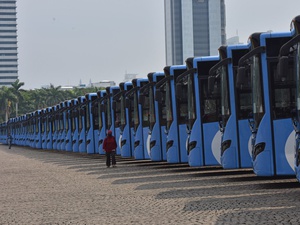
top-left (141, 72), bottom-right (167, 161)
top-left (85, 93), bottom-right (98, 154)
top-left (208, 44), bottom-right (253, 169)
top-left (41, 109), bottom-right (47, 149)
top-left (34, 110), bottom-right (42, 149)
top-left (57, 102), bottom-right (66, 151)
top-left (106, 86), bottom-right (121, 155)
top-left (118, 82), bottom-right (134, 157)
top-left (70, 99), bottom-right (79, 153)
top-left (125, 78), bottom-right (149, 160)
top-left (96, 90), bottom-right (108, 155)
top-left (64, 100), bottom-right (73, 151)
top-left (278, 16), bottom-right (300, 180)
top-left (51, 105), bottom-right (58, 150)
top-left (46, 107), bottom-right (53, 150)
top-left (155, 65), bottom-right (188, 163)
top-left (237, 31), bottom-right (296, 176)
top-left (78, 96), bottom-right (87, 153)
top-left (179, 56), bottom-right (221, 167)
top-left (59, 101), bottom-right (69, 151)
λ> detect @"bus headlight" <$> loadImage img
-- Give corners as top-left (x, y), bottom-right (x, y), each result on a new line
top-left (134, 140), bottom-right (140, 148)
top-left (253, 142), bottom-right (265, 160)
top-left (150, 140), bottom-right (156, 149)
top-left (121, 139), bottom-right (126, 147)
top-left (188, 141), bottom-right (197, 154)
top-left (221, 140), bottom-right (231, 156)
top-left (166, 140), bottom-right (174, 152)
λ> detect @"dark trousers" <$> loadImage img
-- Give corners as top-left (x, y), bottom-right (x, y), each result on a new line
top-left (106, 151), bottom-right (116, 167)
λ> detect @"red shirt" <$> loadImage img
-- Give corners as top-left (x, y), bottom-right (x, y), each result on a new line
top-left (103, 135), bottom-right (117, 153)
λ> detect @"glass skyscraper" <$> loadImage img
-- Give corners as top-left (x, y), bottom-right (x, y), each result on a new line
top-left (164, 0), bottom-right (226, 66)
top-left (0, 0), bottom-right (18, 86)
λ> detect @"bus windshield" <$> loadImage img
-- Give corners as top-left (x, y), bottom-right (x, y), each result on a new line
top-left (251, 55), bottom-right (264, 129)
top-left (97, 102), bottom-right (102, 131)
top-left (149, 87), bottom-right (156, 131)
top-left (120, 95), bottom-right (126, 131)
top-left (177, 79), bottom-right (188, 126)
top-left (201, 78), bottom-right (221, 123)
top-left (107, 98), bottom-right (112, 129)
top-left (187, 74), bottom-right (196, 130)
top-left (133, 91), bottom-right (139, 132)
top-left (221, 65), bottom-right (231, 126)
top-left (85, 104), bottom-right (90, 131)
top-left (165, 80), bottom-right (173, 130)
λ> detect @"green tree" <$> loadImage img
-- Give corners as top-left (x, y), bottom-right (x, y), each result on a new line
top-left (10, 79), bottom-right (25, 117)
top-left (0, 86), bottom-right (17, 121)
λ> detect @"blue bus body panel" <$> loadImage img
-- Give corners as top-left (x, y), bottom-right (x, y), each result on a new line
top-left (178, 124), bottom-right (188, 163)
top-left (273, 119), bottom-right (294, 175)
top-left (98, 128), bottom-right (106, 155)
top-left (203, 122), bottom-right (221, 165)
top-left (120, 124), bottom-right (131, 157)
top-left (86, 127), bottom-right (95, 154)
top-left (46, 128), bottom-right (53, 150)
top-left (188, 118), bottom-right (204, 166)
top-left (52, 130), bottom-right (58, 150)
top-left (60, 130), bottom-right (66, 150)
top-left (93, 130), bottom-right (99, 154)
top-left (98, 108), bottom-right (107, 155)
top-left (78, 125), bottom-right (86, 153)
top-left (133, 128), bottom-right (143, 159)
top-left (72, 125), bottom-right (79, 153)
top-left (221, 114), bottom-right (238, 168)
top-left (42, 129), bottom-right (47, 149)
top-left (253, 113), bottom-right (275, 176)
top-left (145, 122), bottom-right (162, 161)
top-left (237, 119), bottom-right (253, 167)
top-left (65, 127), bottom-right (72, 151)
top-left (134, 123), bottom-right (144, 159)
top-left (142, 127), bottom-right (150, 159)
top-left (166, 120), bottom-right (180, 163)
top-left (115, 127), bottom-right (121, 155)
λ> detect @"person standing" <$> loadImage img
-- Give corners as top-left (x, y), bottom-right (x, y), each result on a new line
top-left (103, 130), bottom-right (117, 168)
top-left (7, 133), bottom-right (12, 149)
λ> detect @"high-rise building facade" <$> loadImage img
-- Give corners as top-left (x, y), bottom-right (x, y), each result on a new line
top-left (0, 0), bottom-right (18, 86)
top-left (165, 0), bottom-right (226, 66)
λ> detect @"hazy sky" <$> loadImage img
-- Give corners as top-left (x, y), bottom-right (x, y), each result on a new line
top-left (16, 0), bottom-right (300, 89)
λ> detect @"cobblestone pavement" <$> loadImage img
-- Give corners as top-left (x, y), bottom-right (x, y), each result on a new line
top-left (0, 144), bottom-right (300, 225)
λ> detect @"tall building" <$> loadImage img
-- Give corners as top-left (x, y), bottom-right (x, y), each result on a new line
top-left (0, 0), bottom-right (18, 86)
top-left (164, 0), bottom-right (226, 66)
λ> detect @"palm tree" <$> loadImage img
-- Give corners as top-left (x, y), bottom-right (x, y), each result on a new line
top-left (0, 86), bottom-right (17, 121)
top-left (43, 84), bottom-right (65, 106)
top-left (10, 79), bottom-right (25, 117)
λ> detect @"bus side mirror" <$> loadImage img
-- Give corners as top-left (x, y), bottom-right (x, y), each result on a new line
top-left (236, 67), bottom-right (246, 88)
top-left (277, 56), bottom-right (289, 79)
top-left (155, 89), bottom-right (162, 103)
top-left (208, 76), bottom-right (215, 95)
top-left (138, 94), bottom-right (145, 105)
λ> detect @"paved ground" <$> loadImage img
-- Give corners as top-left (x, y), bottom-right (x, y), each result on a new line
top-left (0, 144), bottom-right (300, 225)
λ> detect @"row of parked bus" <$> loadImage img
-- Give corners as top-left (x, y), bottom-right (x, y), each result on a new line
top-left (1, 15), bottom-right (300, 182)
